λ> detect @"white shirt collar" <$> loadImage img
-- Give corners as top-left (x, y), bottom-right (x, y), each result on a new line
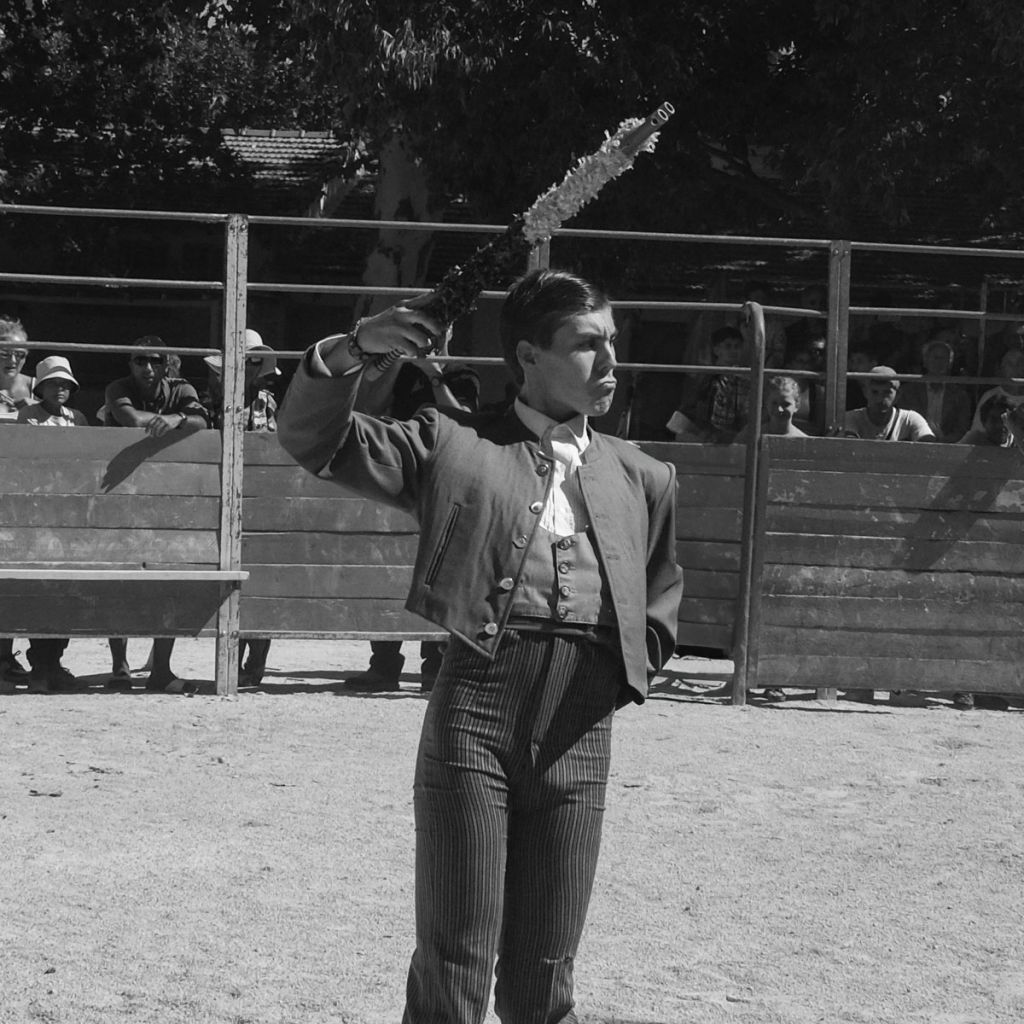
top-left (513, 397), bottom-right (590, 453)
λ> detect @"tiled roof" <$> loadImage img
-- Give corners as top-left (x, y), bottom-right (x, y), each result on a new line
top-left (220, 128), bottom-right (368, 212)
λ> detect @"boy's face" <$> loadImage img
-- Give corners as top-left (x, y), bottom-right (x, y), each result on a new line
top-left (923, 344), bottom-right (952, 376)
top-left (768, 388), bottom-right (799, 421)
top-left (37, 378), bottom-right (71, 413)
top-left (518, 306), bottom-right (618, 420)
top-left (712, 336), bottom-right (743, 366)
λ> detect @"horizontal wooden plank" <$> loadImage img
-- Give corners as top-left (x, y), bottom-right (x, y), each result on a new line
top-left (763, 533), bottom-right (1024, 573)
top-left (674, 476), bottom-right (745, 507)
top-left (0, 528), bottom-right (219, 565)
top-left (0, 581), bottom-right (222, 635)
top-left (679, 569), bottom-right (739, 600)
top-left (0, 426), bottom-right (223, 463)
top-left (242, 532), bottom-right (419, 566)
top-left (640, 441), bottom-right (748, 476)
top-left (759, 626), bottom-right (1024, 661)
top-left (676, 507), bottom-right (742, 543)
top-left (241, 430), bottom-right (303, 466)
top-left (762, 565), bottom-right (1024, 601)
top-left (676, 540), bottom-right (740, 572)
top-left (761, 594), bottom-right (1024, 632)
top-left (243, 465), bottom-right (370, 499)
top-left (0, 569), bottom-right (244, 581)
top-left (767, 468), bottom-right (1024, 513)
top-left (1, 494), bottom-right (220, 531)
top-left (244, 564), bottom-right (413, 599)
top-left (764, 434), bottom-right (1024, 479)
top-left (678, 596), bottom-right (736, 627)
top-left (674, 621), bottom-right (732, 651)
top-left (1, 460), bottom-right (221, 497)
top-left (242, 496), bottom-right (419, 533)
top-left (766, 504), bottom-right (1024, 542)
top-left (238, 596), bottom-right (434, 634)
top-left (753, 654), bottom-right (1024, 694)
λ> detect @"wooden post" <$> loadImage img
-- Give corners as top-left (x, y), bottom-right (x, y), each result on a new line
top-left (824, 239), bottom-right (852, 435)
top-left (215, 214), bottom-right (248, 696)
top-left (731, 301), bottom-right (766, 705)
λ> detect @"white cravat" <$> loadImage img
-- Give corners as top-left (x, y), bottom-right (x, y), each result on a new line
top-left (514, 399), bottom-right (590, 536)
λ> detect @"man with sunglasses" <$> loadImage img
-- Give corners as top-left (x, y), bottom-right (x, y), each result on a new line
top-left (103, 336), bottom-right (209, 692)
top-left (105, 335), bottom-right (208, 438)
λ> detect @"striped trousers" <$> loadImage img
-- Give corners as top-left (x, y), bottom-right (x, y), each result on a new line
top-left (402, 629), bottom-right (624, 1024)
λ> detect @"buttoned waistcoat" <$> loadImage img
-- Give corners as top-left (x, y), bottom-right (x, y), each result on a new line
top-left (277, 357), bottom-right (684, 704)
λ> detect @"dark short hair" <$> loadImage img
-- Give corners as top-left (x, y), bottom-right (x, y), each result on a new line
top-left (499, 268), bottom-right (609, 383)
top-left (979, 393), bottom-right (1012, 422)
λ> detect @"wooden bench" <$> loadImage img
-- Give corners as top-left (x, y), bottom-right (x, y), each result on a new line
top-left (0, 427), bottom-right (247, 691)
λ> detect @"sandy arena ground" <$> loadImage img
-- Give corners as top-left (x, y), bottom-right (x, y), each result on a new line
top-left (2, 636), bottom-right (1023, 1024)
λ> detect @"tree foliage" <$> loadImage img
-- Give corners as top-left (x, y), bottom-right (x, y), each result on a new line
top-left (4, 0), bottom-right (1024, 246)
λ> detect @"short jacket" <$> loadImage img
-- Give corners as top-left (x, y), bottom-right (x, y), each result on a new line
top-left (278, 357), bottom-right (684, 704)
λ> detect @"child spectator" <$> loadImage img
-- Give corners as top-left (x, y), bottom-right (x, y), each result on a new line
top-left (11, 356), bottom-right (85, 692)
top-left (16, 355), bottom-right (88, 426)
top-left (667, 325), bottom-right (748, 442)
top-left (734, 375), bottom-right (809, 443)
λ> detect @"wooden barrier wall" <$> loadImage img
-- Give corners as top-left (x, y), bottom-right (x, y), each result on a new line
top-left (8, 428), bottom-right (1024, 700)
top-left (744, 436), bottom-right (1024, 697)
top-left (0, 429), bottom-right (236, 637)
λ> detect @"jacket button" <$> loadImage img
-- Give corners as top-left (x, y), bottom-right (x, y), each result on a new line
top-left (557, 606), bottom-right (570, 619)
top-left (513, 535), bottom-right (528, 548)
top-left (557, 537), bottom-right (574, 550)
top-left (498, 577), bottom-right (514, 591)
top-left (558, 562), bottom-right (572, 574)
top-left (529, 500), bottom-right (543, 514)
top-left (536, 463), bottom-right (550, 476)
top-left (483, 622), bottom-right (499, 636)
top-left (559, 585), bottom-right (572, 597)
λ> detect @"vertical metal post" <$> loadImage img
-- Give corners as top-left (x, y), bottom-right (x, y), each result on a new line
top-left (979, 277), bottom-right (989, 380)
top-left (215, 214), bottom-right (248, 696)
top-left (824, 239), bottom-right (852, 434)
top-left (731, 301), bottom-right (766, 705)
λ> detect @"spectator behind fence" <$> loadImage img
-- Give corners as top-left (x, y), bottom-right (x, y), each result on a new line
top-left (733, 375), bottom-right (809, 444)
top-left (968, 347), bottom-right (1024, 448)
top-left (344, 330), bottom-right (482, 694)
top-left (104, 336), bottom-right (209, 694)
top-left (897, 334), bottom-right (973, 443)
top-left (1, 317), bottom-right (33, 422)
top-left (667, 325), bottom-right (748, 442)
top-left (957, 393), bottom-right (1015, 447)
top-left (0, 317), bottom-right (34, 684)
top-left (842, 366), bottom-right (936, 441)
top-left (204, 329), bottom-right (280, 687)
top-left (7, 357), bottom-right (86, 693)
